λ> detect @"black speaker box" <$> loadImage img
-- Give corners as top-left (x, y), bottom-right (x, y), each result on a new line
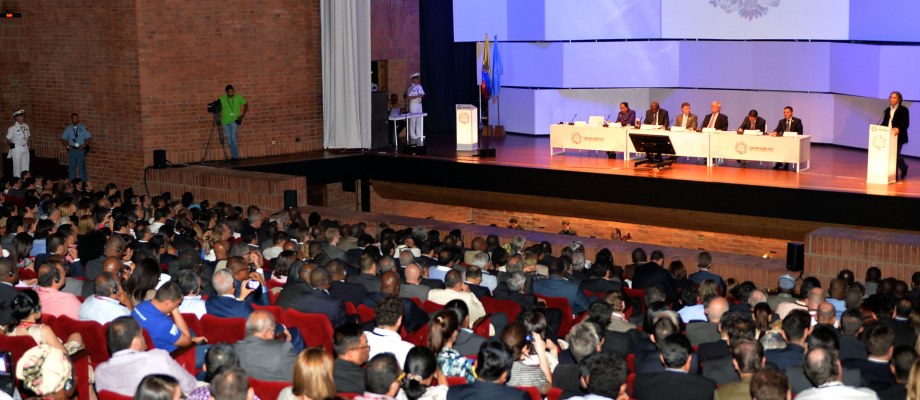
top-left (786, 242), bottom-right (805, 272)
top-left (283, 190), bottom-right (298, 209)
top-left (372, 91), bottom-right (389, 122)
top-left (153, 149), bottom-right (167, 169)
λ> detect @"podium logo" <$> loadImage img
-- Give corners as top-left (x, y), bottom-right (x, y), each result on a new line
top-left (735, 141), bottom-right (748, 154)
top-left (457, 112), bottom-right (470, 125)
top-left (571, 132), bottom-right (582, 144)
top-left (872, 133), bottom-right (887, 151)
top-left (711, 0), bottom-right (780, 21)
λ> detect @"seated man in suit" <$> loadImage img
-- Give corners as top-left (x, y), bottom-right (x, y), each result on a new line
top-left (765, 309), bottom-right (810, 372)
top-left (698, 312), bottom-right (755, 385)
top-left (399, 262), bottom-right (430, 301)
top-left (205, 269), bottom-right (255, 319)
top-left (533, 258), bottom-right (593, 314)
top-left (363, 271), bottom-right (429, 333)
top-left (233, 310), bottom-right (298, 382)
top-left (631, 252), bottom-right (677, 303)
top-left (607, 102), bottom-right (637, 159)
top-left (839, 309), bottom-right (869, 361)
top-left (332, 323), bottom-right (370, 394)
top-left (447, 341), bottom-right (530, 400)
top-left (876, 346), bottom-right (917, 400)
top-left (686, 296), bottom-right (728, 347)
top-left (348, 254), bottom-right (381, 293)
top-left (735, 110), bottom-right (767, 167)
top-left (674, 102), bottom-right (698, 131)
top-left (291, 267), bottom-right (347, 328)
top-left (701, 101), bottom-right (729, 131)
top-left (326, 259), bottom-right (366, 306)
top-left (634, 333), bottom-right (717, 400)
top-left (796, 347), bottom-right (878, 400)
top-left (768, 105), bottom-right (804, 170)
top-left (842, 324), bottom-right (896, 390)
top-left (570, 352), bottom-right (629, 400)
top-left (578, 260), bottom-right (621, 295)
top-left (688, 252), bottom-right (726, 298)
top-left (553, 322), bottom-right (601, 398)
top-left (463, 265), bottom-right (491, 300)
top-left (787, 324), bottom-right (864, 395)
top-left (643, 101), bottom-right (670, 128)
top-left (275, 261), bottom-right (314, 310)
top-left (714, 339), bottom-right (764, 400)
top-left (226, 256), bottom-right (269, 306)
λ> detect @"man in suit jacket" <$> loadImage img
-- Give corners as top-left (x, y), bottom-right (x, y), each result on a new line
top-left (233, 310), bottom-right (299, 382)
top-left (674, 102), bottom-right (698, 131)
top-left (688, 252), bottom-right (726, 297)
top-left (0, 259), bottom-right (20, 307)
top-left (768, 106), bottom-right (805, 170)
top-left (327, 261), bottom-right (367, 306)
top-left (463, 265), bottom-right (491, 300)
top-left (205, 269), bottom-right (254, 319)
top-left (734, 109), bottom-right (767, 167)
top-left (291, 268), bottom-right (347, 328)
top-left (685, 297), bottom-right (728, 346)
top-left (447, 341), bottom-right (530, 400)
top-left (275, 262), bottom-right (313, 310)
top-left (881, 90), bottom-right (910, 180)
top-left (796, 347), bottom-right (878, 400)
top-left (643, 101), bottom-right (670, 128)
top-left (363, 271), bottom-right (429, 333)
top-left (399, 263), bottom-right (430, 301)
top-left (348, 255), bottom-right (381, 293)
top-left (701, 101), bottom-right (729, 131)
top-left (533, 259), bottom-right (594, 314)
top-left (765, 310), bottom-right (810, 372)
top-left (714, 339), bottom-right (762, 400)
top-left (631, 259), bottom-right (677, 303)
top-left (634, 334), bottom-right (716, 400)
top-left (842, 324), bottom-right (895, 389)
top-left (578, 262), bottom-right (622, 295)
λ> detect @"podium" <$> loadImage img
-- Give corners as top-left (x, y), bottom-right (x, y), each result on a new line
top-left (456, 105), bottom-right (478, 151)
top-left (866, 124), bottom-right (898, 184)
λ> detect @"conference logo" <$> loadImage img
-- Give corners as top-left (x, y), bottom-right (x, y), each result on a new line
top-left (571, 132), bottom-right (582, 144)
top-left (735, 142), bottom-right (748, 154)
top-left (872, 133), bottom-right (888, 151)
top-left (457, 112), bottom-right (470, 125)
top-left (710, 0), bottom-right (780, 21)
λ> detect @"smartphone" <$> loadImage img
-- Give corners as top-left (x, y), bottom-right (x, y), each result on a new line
top-left (246, 280), bottom-right (261, 290)
top-left (0, 351), bottom-right (13, 396)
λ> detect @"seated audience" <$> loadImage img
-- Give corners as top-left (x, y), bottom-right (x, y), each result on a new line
top-left (333, 323), bottom-right (371, 394)
top-left (176, 269), bottom-right (207, 319)
top-left (446, 341), bottom-right (530, 400)
top-left (401, 262), bottom-right (431, 302)
top-left (209, 366), bottom-right (254, 400)
top-left (554, 321), bottom-right (602, 398)
top-left (8, 290), bottom-right (83, 355)
top-left (688, 252), bottom-right (726, 297)
top-left (796, 346), bottom-right (878, 400)
top-left (750, 369), bottom-right (790, 400)
top-left (569, 352), bottom-right (629, 400)
top-left (501, 322), bottom-right (553, 394)
top-left (275, 261), bottom-right (314, 310)
top-left (365, 296), bottom-right (415, 367)
top-left (357, 353), bottom-right (403, 400)
top-left (133, 281), bottom-right (205, 352)
top-left (428, 270), bottom-right (488, 326)
top-left (429, 310), bottom-right (476, 382)
top-left (714, 339), bottom-right (764, 400)
top-left (279, 347), bottom-right (337, 400)
top-left (290, 267), bottom-right (347, 328)
top-left (764, 309), bottom-right (810, 372)
top-left (634, 334), bottom-right (716, 400)
top-left (205, 269), bottom-right (255, 318)
top-left (134, 374), bottom-right (182, 400)
top-left (78, 271), bottom-right (131, 324)
top-left (686, 296), bottom-right (728, 347)
top-left (363, 271), bottom-right (429, 333)
top-left (442, 300), bottom-right (487, 357)
top-left (34, 258), bottom-right (81, 319)
top-left (843, 324), bottom-right (896, 389)
top-left (13, 344), bottom-right (76, 400)
top-left (234, 310), bottom-right (299, 382)
top-left (533, 259), bottom-right (593, 314)
top-left (186, 343), bottom-right (246, 400)
top-left (400, 346), bottom-right (449, 400)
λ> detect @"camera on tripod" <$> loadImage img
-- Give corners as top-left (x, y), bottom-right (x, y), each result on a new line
top-left (207, 99), bottom-right (222, 114)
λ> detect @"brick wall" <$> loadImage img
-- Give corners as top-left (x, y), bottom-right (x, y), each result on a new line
top-left (146, 165), bottom-right (306, 212)
top-left (371, 0), bottom-right (420, 106)
top-left (806, 227), bottom-right (920, 286)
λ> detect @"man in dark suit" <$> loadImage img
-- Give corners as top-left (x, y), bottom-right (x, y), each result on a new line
top-left (787, 324), bottom-right (864, 395)
top-left (634, 334), bottom-right (716, 400)
top-left (573, 352), bottom-right (630, 400)
top-left (765, 310), bottom-right (810, 372)
top-left (687, 252), bottom-right (726, 297)
top-left (842, 324), bottom-right (896, 390)
top-left (553, 321), bottom-right (601, 398)
top-left (205, 269), bottom-right (254, 319)
top-left (363, 271), bottom-right (429, 333)
top-left (463, 265), bottom-right (491, 300)
top-left (876, 346), bottom-right (917, 400)
top-left (840, 309), bottom-right (869, 361)
top-left (0, 259), bottom-right (19, 306)
top-left (713, 339), bottom-right (762, 400)
top-left (275, 262), bottom-right (313, 310)
top-left (643, 101), bottom-right (670, 128)
top-left (578, 261), bottom-right (621, 295)
top-left (685, 296), bottom-right (729, 346)
top-left (327, 260), bottom-right (367, 306)
top-left (881, 90), bottom-right (910, 180)
top-left (332, 323), bottom-right (370, 394)
top-left (700, 100), bottom-right (729, 131)
top-left (768, 106), bottom-right (805, 170)
top-left (674, 102), bottom-right (698, 131)
top-left (447, 341), bottom-right (530, 400)
top-left (630, 253), bottom-right (677, 303)
top-left (399, 263), bottom-right (431, 301)
top-left (227, 256), bottom-right (269, 306)
top-left (348, 254), bottom-right (381, 293)
top-left (233, 310), bottom-right (299, 382)
top-left (291, 268), bottom-right (347, 328)
top-left (533, 259), bottom-right (593, 314)
top-left (736, 109), bottom-right (767, 133)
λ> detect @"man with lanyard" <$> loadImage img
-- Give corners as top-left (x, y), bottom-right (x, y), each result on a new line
top-left (60, 113), bottom-right (93, 181)
top-left (406, 73), bottom-right (425, 145)
top-left (219, 84), bottom-right (249, 162)
top-left (6, 110), bottom-right (30, 178)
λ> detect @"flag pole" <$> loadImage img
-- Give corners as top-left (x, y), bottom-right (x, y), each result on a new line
top-left (493, 35), bottom-right (505, 138)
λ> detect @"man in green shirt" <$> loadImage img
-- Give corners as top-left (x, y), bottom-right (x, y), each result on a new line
top-left (219, 84), bottom-right (249, 161)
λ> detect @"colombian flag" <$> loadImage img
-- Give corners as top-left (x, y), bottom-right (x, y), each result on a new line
top-left (481, 34), bottom-right (491, 101)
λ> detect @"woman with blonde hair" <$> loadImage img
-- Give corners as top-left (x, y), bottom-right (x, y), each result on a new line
top-left (77, 214), bottom-right (96, 236)
top-left (279, 347), bottom-right (337, 400)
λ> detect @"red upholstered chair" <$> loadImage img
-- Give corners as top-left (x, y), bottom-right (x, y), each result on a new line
top-left (266, 279), bottom-right (285, 292)
top-left (0, 335), bottom-right (38, 364)
top-left (345, 302), bottom-right (358, 316)
top-left (200, 314), bottom-right (246, 344)
top-left (582, 290), bottom-right (606, 299)
top-left (446, 376), bottom-right (467, 386)
top-left (409, 297), bottom-right (425, 310)
top-left (170, 345), bottom-right (198, 376)
top-left (248, 376), bottom-right (290, 400)
top-left (624, 288), bottom-right (646, 314)
top-left (269, 290), bottom-right (280, 305)
top-left (627, 353), bottom-right (636, 373)
top-left (627, 373), bottom-right (636, 397)
top-left (535, 294), bottom-right (575, 337)
top-left (514, 386), bottom-right (542, 400)
top-left (252, 304), bottom-right (287, 325)
top-left (401, 324), bottom-right (429, 347)
top-left (481, 296), bottom-right (521, 319)
top-left (98, 390), bottom-right (134, 400)
top-left (47, 315), bottom-right (109, 366)
top-left (142, 329), bottom-right (155, 349)
top-left (547, 387), bottom-right (563, 400)
top-left (356, 304), bottom-right (376, 324)
top-left (338, 393), bottom-right (360, 399)
top-left (421, 300), bottom-right (443, 314)
top-left (283, 309), bottom-right (334, 355)
top-left (181, 313), bottom-right (205, 338)
top-left (472, 315), bottom-right (491, 337)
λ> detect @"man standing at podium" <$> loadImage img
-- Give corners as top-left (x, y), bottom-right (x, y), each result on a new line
top-left (881, 91), bottom-right (909, 180)
top-left (769, 106), bottom-right (804, 170)
top-left (643, 101), bottom-right (670, 128)
top-left (406, 73), bottom-right (425, 145)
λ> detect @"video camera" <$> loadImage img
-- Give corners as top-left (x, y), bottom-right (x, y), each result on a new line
top-left (207, 99), bottom-right (222, 114)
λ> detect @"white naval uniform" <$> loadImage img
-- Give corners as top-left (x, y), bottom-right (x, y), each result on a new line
top-left (6, 122), bottom-right (30, 177)
top-left (407, 83), bottom-right (425, 141)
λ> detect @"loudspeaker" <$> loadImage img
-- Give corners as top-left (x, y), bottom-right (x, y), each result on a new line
top-left (372, 91), bottom-right (389, 122)
top-left (283, 190), bottom-right (298, 209)
top-left (371, 120), bottom-right (390, 149)
top-left (153, 149), bottom-right (167, 168)
top-left (786, 242), bottom-right (805, 272)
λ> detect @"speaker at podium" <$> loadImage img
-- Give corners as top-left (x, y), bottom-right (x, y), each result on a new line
top-left (866, 124), bottom-right (897, 184)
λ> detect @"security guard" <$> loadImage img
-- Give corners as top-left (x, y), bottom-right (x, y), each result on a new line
top-left (61, 113), bottom-right (93, 181)
top-left (6, 110), bottom-right (31, 178)
top-left (406, 73), bottom-right (425, 144)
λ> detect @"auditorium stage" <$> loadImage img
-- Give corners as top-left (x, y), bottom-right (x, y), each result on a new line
top-left (232, 134), bottom-right (920, 240)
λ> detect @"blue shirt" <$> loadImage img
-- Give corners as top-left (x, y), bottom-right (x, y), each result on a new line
top-left (61, 123), bottom-right (92, 146)
top-left (132, 301), bottom-right (181, 352)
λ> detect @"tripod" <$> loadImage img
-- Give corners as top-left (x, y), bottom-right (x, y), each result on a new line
top-left (201, 113), bottom-right (230, 164)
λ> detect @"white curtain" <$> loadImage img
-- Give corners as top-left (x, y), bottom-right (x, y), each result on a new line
top-left (321, 0), bottom-right (371, 149)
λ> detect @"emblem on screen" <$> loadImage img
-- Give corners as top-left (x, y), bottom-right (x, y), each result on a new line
top-left (571, 133), bottom-right (582, 144)
top-left (710, 0), bottom-right (780, 21)
top-left (735, 142), bottom-right (748, 154)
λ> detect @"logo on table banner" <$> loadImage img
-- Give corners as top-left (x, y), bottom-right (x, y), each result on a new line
top-left (710, 0), bottom-right (780, 21)
top-left (457, 112), bottom-right (470, 125)
top-left (572, 132), bottom-right (582, 144)
top-left (735, 142), bottom-right (748, 154)
top-left (735, 142), bottom-right (774, 154)
top-left (571, 132), bottom-right (605, 145)
top-left (872, 133), bottom-right (888, 151)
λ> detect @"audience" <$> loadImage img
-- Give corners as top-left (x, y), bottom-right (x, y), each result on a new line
top-left (797, 346), bottom-right (877, 400)
top-left (358, 353), bottom-right (403, 400)
top-left (634, 333), bottom-right (716, 400)
top-left (134, 374), bottom-right (182, 400)
top-left (447, 341), bottom-right (530, 400)
top-left (279, 347), bottom-right (336, 400)
top-left (233, 310), bottom-right (298, 382)
top-left (400, 346), bottom-right (449, 400)
top-left (332, 323), bottom-right (370, 393)
top-left (205, 269), bottom-right (255, 318)
top-left (14, 344), bottom-right (76, 400)
top-left (365, 296), bottom-right (415, 367)
top-left (569, 352), bottom-right (629, 400)
top-left (429, 310), bottom-right (475, 382)
top-left (78, 271), bottom-right (131, 324)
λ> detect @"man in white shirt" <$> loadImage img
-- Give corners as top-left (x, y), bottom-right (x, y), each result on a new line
top-left (79, 272), bottom-right (131, 324)
top-left (6, 110), bottom-right (30, 178)
top-left (796, 346), bottom-right (878, 400)
top-left (364, 297), bottom-right (415, 368)
top-left (176, 270), bottom-right (207, 319)
top-left (428, 270), bottom-right (488, 324)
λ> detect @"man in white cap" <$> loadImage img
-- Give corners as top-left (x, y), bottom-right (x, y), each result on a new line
top-left (6, 109), bottom-right (31, 178)
top-left (406, 73), bottom-right (425, 144)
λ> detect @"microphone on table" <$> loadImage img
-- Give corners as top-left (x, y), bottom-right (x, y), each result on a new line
top-left (603, 114), bottom-right (611, 127)
top-left (568, 114), bottom-right (578, 125)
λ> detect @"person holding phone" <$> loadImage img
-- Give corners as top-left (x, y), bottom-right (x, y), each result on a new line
top-left (227, 255), bottom-right (268, 306)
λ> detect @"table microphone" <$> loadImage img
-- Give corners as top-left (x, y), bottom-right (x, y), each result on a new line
top-left (603, 114), bottom-right (611, 127)
top-left (568, 113), bottom-right (578, 125)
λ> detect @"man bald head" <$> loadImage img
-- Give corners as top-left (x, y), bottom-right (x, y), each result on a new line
top-left (213, 241), bottom-right (229, 260)
top-left (706, 296), bottom-right (729, 324)
top-left (104, 234), bottom-right (127, 257)
top-left (310, 267), bottom-right (331, 290)
top-left (380, 271), bottom-right (400, 296)
top-left (404, 263), bottom-right (421, 284)
top-left (816, 302), bottom-right (837, 325)
top-left (282, 241), bottom-right (297, 252)
top-left (102, 256), bottom-right (124, 274)
top-left (245, 310), bottom-right (276, 339)
top-left (806, 287), bottom-right (826, 310)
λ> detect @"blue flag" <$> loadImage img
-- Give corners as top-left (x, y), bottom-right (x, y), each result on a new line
top-left (491, 40), bottom-right (503, 100)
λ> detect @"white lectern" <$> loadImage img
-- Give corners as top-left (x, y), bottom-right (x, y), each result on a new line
top-left (866, 124), bottom-right (898, 184)
top-left (456, 105), bottom-right (478, 151)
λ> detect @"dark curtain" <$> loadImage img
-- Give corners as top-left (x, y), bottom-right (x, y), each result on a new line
top-left (419, 0), bottom-right (478, 135)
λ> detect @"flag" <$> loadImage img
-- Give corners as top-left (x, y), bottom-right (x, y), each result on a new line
top-left (481, 34), bottom-right (492, 100)
top-left (491, 38), bottom-right (503, 102)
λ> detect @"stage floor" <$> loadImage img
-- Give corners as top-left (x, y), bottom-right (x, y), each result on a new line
top-left (414, 134), bottom-right (919, 199)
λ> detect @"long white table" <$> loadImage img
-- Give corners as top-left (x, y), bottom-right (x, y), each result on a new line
top-left (549, 124), bottom-right (812, 172)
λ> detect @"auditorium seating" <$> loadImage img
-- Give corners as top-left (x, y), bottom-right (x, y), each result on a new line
top-left (481, 296), bottom-right (522, 320)
top-left (46, 315), bottom-right (110, 366)
top-left (535, 294), bottom-right (576, 338)
top-left (248, 376), bottom-right (290, 399)
top-left (98, 390), bottom-right (133, 400)
top-left (252, 304), bottom-right (287, 326)
top-left (515, 386), bottom-right (542, 400)
top-left (283, 309), bottom-right (334, 355)
top-left (200, 314), bottom-right (247, 344)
